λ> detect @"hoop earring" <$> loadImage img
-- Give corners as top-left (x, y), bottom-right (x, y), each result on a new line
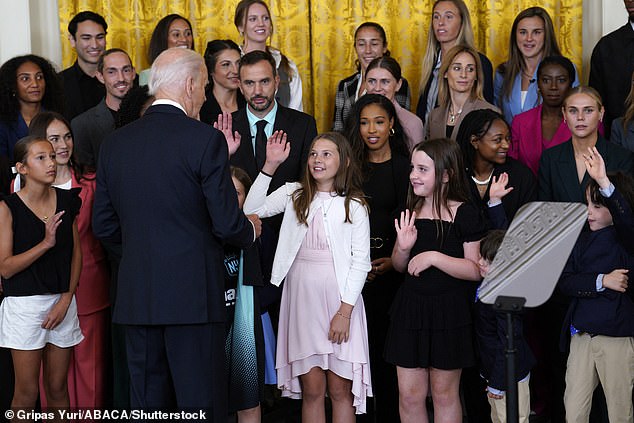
top-left (390, 128), bottom-right (395, 136)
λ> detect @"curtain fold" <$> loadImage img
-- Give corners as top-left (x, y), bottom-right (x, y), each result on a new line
top-left (59, 0), bottom-right (582, 132)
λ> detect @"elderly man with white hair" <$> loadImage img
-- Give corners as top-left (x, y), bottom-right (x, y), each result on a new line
top-left (93, 47), bottom-right (261, 419)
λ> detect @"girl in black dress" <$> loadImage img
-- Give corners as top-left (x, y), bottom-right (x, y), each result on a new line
top-left (386, 138), bottom-right (486, 423)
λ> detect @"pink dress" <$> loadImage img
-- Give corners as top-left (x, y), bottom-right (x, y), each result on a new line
top-left (276, 195), bottom-right (373, 414)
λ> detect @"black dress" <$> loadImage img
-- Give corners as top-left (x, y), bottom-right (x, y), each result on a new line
top-left (361, 156), bottom-right (408, 423)
top-left (199, 91), bottom-right (246, 126)
top-left (385, 202), bottom-right (487, 369)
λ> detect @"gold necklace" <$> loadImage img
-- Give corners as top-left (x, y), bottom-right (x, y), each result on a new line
top-left (449, 104), bottom-right (463, 125)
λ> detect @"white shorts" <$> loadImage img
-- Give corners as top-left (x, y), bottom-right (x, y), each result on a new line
top-left (0, 294), bottom-right (84, 350)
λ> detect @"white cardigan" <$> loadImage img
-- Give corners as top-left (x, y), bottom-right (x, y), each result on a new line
top-left (244, 173), bottom-right (371, 305)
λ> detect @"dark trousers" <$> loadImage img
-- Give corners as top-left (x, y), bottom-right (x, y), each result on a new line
top-left (124, 323), bottom-right (226, 421)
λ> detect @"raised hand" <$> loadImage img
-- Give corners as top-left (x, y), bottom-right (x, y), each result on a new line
top-left (489, 172), bottom-right (514, 204)
top-left (394, 209), bottom-right (418, 253)
top-left (261, 131), bottom-right (290, 175)
top-left (42, 211), bottom-right (64, 249)
top-left (213, 112), bottom-right (241, 157)
top-left (582, 146), bottom-right (609, 189)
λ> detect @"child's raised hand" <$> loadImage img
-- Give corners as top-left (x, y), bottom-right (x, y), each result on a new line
top-left (261, 131), bottom-right (290, 175)
top-left (602, 269), bottom-right (629, 293)
top-left (582, 146), bottom-right (610, 189)
top-left (213, 112), bottom-right (241, 157)
top-left (394, 209), bottom-right (417, 252)
top-left (42, 211), bottom-right (64, 249)
top-left (489, 172), bottom-right (513, 204)
top-left (407, 251), bottom-right (438, 276)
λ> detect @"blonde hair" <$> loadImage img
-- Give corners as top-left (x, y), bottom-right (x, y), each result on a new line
top-left (419, 0), bottom-right (477, 94)
top-left (562, 86), bottom-right (603, 109)
top-left (437, 44), bottom-right (484, 108)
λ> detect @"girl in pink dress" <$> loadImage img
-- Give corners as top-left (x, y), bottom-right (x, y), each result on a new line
top-left (244, 132), bottom-right (372, 422)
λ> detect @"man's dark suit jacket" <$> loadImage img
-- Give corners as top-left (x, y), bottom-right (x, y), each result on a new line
top-left (93, 104), bottom-right (254, 325)
top-left (589, 22), bottom-right (634, 139)
top-left (71, 98), bottom-right (114, 169)
top-left (538, 136), bottom-right (634, 203)
top-left (230, 104), bottom-right (317, 193)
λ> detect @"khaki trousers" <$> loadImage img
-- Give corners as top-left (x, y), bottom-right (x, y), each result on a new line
top-left (488, 378), bottom-right (531, 423)
top-left (564, 334), bottom-right (634, 423)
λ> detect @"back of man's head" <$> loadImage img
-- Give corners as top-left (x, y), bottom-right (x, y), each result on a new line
top-left (148, 48), bottom-right (204, 98)
top-left (68, 11), bottom-right (107, 39)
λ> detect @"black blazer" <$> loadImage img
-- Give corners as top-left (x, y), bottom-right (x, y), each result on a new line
top-left (230, 104), bottom-right (317, 192)
top-left (589, 22), bottom-right (634, 138)
top-left (538, 135), bottom-right (634, 202)
top-left (468, 157), bottom-right (537, 229)
top-left (93, 104), bottom-right (254, 325)
top-left (475, 301), bottom-right (535, 390)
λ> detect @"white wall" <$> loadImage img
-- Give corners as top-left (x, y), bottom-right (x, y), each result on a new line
top-left (0, 0), bottom-right (61, 70)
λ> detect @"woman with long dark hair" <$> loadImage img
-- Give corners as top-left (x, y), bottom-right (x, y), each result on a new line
top-left (494, 7), bottom-right (578, 125)
top-left (139, 14), bottom-right (195, 86)
top-left (0, 55), bottom-right (62, 162)
top-left (199, 40), bottom-right (246, 125)
top-left (344, 93), bottom-right (409, 421)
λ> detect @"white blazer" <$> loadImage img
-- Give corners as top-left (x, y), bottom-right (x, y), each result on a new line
top-left (244, 173), bottom-right (371, 305)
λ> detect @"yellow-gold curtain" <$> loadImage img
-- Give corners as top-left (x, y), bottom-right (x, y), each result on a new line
top-left (59, 0), bottom-right (582, 132)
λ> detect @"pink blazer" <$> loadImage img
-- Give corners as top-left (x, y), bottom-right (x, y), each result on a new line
top-left (510, 105), bottom-right (605, 177)
top-left (510, 105), bottom-right (571, 176)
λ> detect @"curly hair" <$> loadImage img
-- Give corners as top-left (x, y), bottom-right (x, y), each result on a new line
top-left (116, 85), bottom-right (153, 129)
top-left (0, 55), bottom-right (63, 122)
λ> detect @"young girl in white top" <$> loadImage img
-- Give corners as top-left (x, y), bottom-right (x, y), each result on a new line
top-left (0, 136), bottom-right (82, 417)
top-left (244, 131), bottom-right (372, 422)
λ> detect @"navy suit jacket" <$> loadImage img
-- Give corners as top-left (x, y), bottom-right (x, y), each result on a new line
top-left (558, 188), bottom-right (634, 348)
top-left (230, 104), bottom-right (317, 193)
top-left (93, 104), bottom-right (254, 325)
top-left (538, 136), bottom-right (634, 202)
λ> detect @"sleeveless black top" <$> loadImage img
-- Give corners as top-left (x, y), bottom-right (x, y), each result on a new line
top-left (2, 187), bottom-right (81, 296)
